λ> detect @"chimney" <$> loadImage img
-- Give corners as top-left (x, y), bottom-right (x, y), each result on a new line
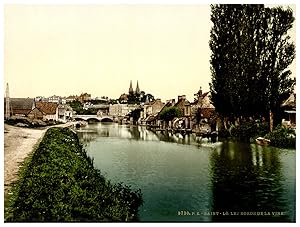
top-left (178, 95), bottom-right (182, 102)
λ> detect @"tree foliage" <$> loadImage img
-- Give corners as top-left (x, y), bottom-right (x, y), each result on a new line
top-left (209, 4), bottom-right (295, 126)
top-left (128, 108), bottom-right (142, 124)
top-left (159, 107), bottom-right (182, 122)
top-left (127, 91), bottom-right (155, 104)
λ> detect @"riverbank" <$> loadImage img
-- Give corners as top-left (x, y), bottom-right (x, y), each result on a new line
top-left (4, 124), bottom-right (46, 200)
top-left (4, 122), bottom-right (76, 198)
top-left (5, 127), bottom-right (143, 222)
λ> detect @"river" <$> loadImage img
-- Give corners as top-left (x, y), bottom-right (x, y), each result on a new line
top-left (76, 122), bottom-right (296, 222)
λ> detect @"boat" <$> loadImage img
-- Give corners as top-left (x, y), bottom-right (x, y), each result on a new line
top-left (255, 137), bottom-right (271, 146)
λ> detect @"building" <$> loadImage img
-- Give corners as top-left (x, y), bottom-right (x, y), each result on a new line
top-left (48, 95), bottom-right (61, 103)
top-left (174, 95), bottom-right (192, 129)
top-left (66, 95), bottom-right (78, 103)
top-left (36, 102), bottom-right (59, 121)
top-left (140, 99), bottom-right (165, 124)
top-left (136, 81), bottom-right (140, 95)
top-left (191, 87), bottom-right (216, 132)
top-left (27, 108), bottom-right (44, 120)
top-left (119, 93), bottom-right (129, 104)
top-left (281, 93), bottom-right (296, 127)
top-left (4, 98), bottom-right (35, 117)
top-left (78, 93), bottom-right (91, 104)
top-left (58, 104), bottom-right (73, 122)
top-left (109, 104), bottom-right (139, 117)
top-left (129, 80), bottom-right (134, 95)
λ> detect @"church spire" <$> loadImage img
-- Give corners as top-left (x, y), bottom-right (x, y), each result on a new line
top-left (5, 83), bottom-right (10, 119)
top-left (136, 80), bottom-right (140, 94)
top-left (129, 80), bottom-right (134, 94)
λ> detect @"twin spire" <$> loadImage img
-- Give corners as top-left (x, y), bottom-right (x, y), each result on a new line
top-left (129, 80), bottom-right (140, 95)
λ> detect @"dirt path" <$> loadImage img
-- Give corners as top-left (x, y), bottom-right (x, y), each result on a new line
top-left (4, 122), bottom-right (75, 197)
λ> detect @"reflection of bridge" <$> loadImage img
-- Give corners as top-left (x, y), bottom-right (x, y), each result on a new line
top-left (73, 115), bottom-right (115, 122)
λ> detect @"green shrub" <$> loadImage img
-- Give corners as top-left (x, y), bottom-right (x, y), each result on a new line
top-left (229, 121), bottom-right (269, 141)
top-left (6, 127), bottom-right (143, 222)
top-left (265, 126), bottom-right (296, 149)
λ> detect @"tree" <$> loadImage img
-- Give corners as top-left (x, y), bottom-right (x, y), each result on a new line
top-left (128, 108), bottom-right (142, 125)
top-left (210, 4), bottom-right (295, 129)
top-left (159, 107), bottom-right (182, 123)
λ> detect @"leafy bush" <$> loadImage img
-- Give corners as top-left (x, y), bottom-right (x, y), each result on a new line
top-left (159, 107), bottom-right (182, 122)
top-left (231, 121), bottom-right (269, 141)
top-left (265, 126), bottom-right (296, 148)
top-left (6, 128), bottom-right (143, 222)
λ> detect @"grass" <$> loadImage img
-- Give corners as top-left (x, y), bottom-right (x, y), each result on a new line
top-left (5, 127), bottom-right (143, 222)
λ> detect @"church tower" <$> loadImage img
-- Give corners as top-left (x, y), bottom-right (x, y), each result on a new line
top-left (129, 80), bottom-right (134, 94)
top-left (135, 81), bottom-right (140, 95)
top-left (5, 83), bottom-right (10, 119)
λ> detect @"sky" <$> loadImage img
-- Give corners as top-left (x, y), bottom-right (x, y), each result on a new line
top-left (3, 3), bottom-right (296, 102)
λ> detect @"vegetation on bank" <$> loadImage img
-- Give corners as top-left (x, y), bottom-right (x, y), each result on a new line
top-left (159, 107), bottom-right (182, 122)
top-left (218, 121), bottom-right (295, 149)
top-left (265, 125), bottom-right (296, 149)
top-left (6, 127), bottom-right (143, 222)
top-left (68, 101), bottom-right (98, 115)
top-left (5, 116), bottom-right (61, 128)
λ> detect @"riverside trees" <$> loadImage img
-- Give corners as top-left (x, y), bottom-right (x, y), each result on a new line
top-left (209, 4), bottom-right (295, 131)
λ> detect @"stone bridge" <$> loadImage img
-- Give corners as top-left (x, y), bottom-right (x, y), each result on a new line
top-left (73, 115), bottom-right (115, 122)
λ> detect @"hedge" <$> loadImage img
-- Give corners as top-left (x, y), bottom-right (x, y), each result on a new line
top-left (6, 127), bottom-right (143, 222)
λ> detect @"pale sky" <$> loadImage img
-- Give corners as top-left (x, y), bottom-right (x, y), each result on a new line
top-left (4, 4), bottom-right (296, 102)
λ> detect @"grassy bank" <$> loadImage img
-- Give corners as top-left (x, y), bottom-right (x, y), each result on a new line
top-left (5, 127), bottom-right (143, 222)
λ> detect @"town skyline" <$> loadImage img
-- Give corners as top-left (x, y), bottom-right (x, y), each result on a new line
top-left (4, 4), bottom-right (296, 102)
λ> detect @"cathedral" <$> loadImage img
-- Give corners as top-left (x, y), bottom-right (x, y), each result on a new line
top-left (129, 80), bottom-right (140, 95)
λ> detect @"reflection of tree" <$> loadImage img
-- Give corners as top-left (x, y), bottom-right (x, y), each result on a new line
top-left (128, 126), bottom-right (141, 140)
top-left (209, 142), bottom-right (290, 222)
top-left (77, 131), bottom-right (99, 143)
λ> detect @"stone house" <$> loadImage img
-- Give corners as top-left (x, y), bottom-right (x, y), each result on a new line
top-left (58, 104), bottom-right (73, 122)
top-left (36, 102), bottom-right (59, 121)
top-left (191, 88), bottom-right (216, 132)
top-left (174, 95), bottom-right (192, 129)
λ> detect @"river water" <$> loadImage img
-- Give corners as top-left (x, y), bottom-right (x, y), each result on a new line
top-left (77, 123), bottom-right (296, 222)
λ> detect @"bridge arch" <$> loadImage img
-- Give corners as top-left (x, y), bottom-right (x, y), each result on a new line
top-left (87, 118), bottom-right (101, 123)
top-left (74, 117), bottom-right (86, 121)
top-left (100, 117), bottom-right (113, 122)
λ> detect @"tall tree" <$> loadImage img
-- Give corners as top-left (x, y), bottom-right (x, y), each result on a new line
top-left (210, 4), bottom-right (295, 128)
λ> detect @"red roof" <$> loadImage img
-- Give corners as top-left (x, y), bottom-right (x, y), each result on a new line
top-left (36, 102), bottom-right (58, 115)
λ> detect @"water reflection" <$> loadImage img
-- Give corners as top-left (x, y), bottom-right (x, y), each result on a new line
top-left (209, 142), bottom-right (292, 222)
top-left (77, 123), bottom-right (295, 222)
top-left (77, 123), bottom-right (213, 147)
